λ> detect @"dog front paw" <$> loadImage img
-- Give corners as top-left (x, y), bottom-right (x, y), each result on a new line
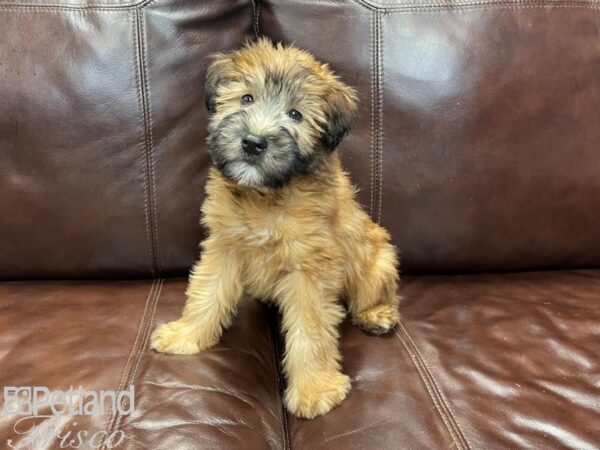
top-left (284, 372), bottom-right (351, 419)
top-left (352, 303), bottom-right (400, 335)
top-left (150, 321), bottom-right (215, 355)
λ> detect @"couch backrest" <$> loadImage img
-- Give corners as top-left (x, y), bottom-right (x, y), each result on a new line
top-left (261, 0), bottom-right (600, 273)
top-left (0, 0), bottom-right (254, 279)
top-left (2, 0), bottom-right (599, 279)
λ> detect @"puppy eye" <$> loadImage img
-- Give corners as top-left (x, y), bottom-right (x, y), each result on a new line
top-left (288, 109), bottom-right (302, 122)
top-left (241, 94), bottom-right (254, 105)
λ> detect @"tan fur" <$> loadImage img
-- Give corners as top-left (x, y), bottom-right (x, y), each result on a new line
top-left (151, 39), bottom-right (400, 419)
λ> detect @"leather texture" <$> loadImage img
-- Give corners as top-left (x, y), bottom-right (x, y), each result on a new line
top-left (260, 0), bottom-right (600, 274)
top-left (285, 269), bottom-right (600, 449)
top-left (0, 0), bottom-right (253, 280)
top-left (1, 0), bottom-right (600, 449)
top-left (3, 0), bottom-right (599, 278)
top-left (1, 272), bottom-right (599, 448)
top-left (0, 279), bottom-right (287, 449)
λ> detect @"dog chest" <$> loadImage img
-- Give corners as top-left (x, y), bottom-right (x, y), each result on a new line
top-left (228, 210), bottom-right (294, 247)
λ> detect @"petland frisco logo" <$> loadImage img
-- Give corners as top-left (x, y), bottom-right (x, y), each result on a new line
top-left (3, 385), bottom-right (135, 416)
top-left (3, 386), bottom-right (136, 449)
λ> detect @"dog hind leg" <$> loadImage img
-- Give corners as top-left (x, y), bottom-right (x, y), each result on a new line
top-left (346, 237), bottom-right (400, 335)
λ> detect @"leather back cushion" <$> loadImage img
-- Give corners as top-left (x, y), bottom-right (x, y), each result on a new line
top-left (261, 0), bottom-right (600, 273)
top-left (0, 0), bottom-right (253, 279)
top-left (2, 0), bottom-right (600, 278)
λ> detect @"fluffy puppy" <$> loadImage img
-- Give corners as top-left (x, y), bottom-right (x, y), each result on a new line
top-left (151, 38), bottom-right (400, 419)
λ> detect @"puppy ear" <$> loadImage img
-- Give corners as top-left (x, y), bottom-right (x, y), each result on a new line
top-left (205, 53), bottom-right (235, 114)
top-left (321, 80), bottom-right (359, 151)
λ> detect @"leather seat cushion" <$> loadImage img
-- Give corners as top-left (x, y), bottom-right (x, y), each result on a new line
top-left (1, 270), bottom-right (599, 449)
top-left (288, 270), bottom-right (600, 449)
top-left (0, 279), bottom-right (286, 449)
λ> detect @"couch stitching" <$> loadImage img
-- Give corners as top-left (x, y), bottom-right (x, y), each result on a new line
top-left (134, 7), bottom-right (160, 276)
top-left (400, 323), bottom-right (471, 449)
top-left (0, 7), bottom-right (125, 11)
top-left (387, 2), bottom-right (600, 10)
top-left (252, 0), bottom-right (261, 38)
top-left (354, 0), bottom-right (600, 10)
top-left (0, 0), bottom-right (155, 11)
top-left (369, 10), bottom-right (376, 218)
top-left (1, 1), bottom-right (597, 12)
top-left (131, 8), bottom-right (155, 277)
top-left (394, 326), bottom-right (462, 448)
top-left (395, 324), bottom-right (470, 449)
top-left (108, 279), bottom-right (163, 441)
top-left (139, 7), bottom-right (162, 275)
top-left (100, 279), bottom-right (156, 449)
top-left (2, 0), bottom-right (595, 9)
top-left (376, 10), bottom-right (384, 224)
top-left (371, 10), bottom-right (383, 224)
top-left (266, 306), bottom-right (290, 450)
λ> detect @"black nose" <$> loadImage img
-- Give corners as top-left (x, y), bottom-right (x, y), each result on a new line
top-left (242, 133), bottom-right (268, 155)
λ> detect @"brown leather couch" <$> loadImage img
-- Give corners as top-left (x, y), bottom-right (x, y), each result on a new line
top-left (1, 0), bottom-right (599, 448)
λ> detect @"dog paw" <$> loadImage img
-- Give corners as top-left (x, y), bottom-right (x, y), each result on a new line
top-left (284, 372), bottom-right (351, 419)
top-left (150, 321), bottom-right (215, 355)
top-left (352, 304), bottom-right (399, 335)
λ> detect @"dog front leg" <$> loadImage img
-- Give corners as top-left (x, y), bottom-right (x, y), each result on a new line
top-left (151, 242), bottom-right (243, 355)
top-left (276, 272), bottom-right (350, 419)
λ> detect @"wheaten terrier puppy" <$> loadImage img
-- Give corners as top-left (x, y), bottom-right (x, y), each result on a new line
top-left (151, 38), bottom-right (400, 419)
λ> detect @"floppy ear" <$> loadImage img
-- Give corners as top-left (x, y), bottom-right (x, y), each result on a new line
top-left (205, 53), bottom-right (235, 114)
top-left (321, 80), bottom-right (359, 151)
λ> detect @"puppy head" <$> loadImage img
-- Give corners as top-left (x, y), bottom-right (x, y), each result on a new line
top-left (205, 38), bottom-right (358, 189)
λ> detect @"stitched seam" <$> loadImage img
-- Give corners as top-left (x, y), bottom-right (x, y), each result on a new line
top-left (376, 10), bottom-right (384, 224)
top-left (1, 0), bottom-right (597, 12)
top-left (133, 8), bottom-right (154, 277)
top-left (369, 10), bottom-right (376, 218)
top-left (395, 325), bottom-right (470, 449)
top-left (107, 279), bottom-right (163, 442)
top-left (0, 1), bottom-right (596, 12)
top-left (374, 11), bottom-right (380, 222)
top-left (252, 0), bottom-right (261, 38)
top-left (386, 2), bottom-right (600, 9)
top-left (0, 0), bottom-right (155, 11)
top-left (266, 306), bottom-right (290, 450)
top-left (394, 326), bottom-right (462, 448)
top-left (134, 8), bottom-right (160, 276)
top-left (0, 7), bottom-right (127, 11)
top-left (100, 279), bottom-right (156, 447)
top-left (139, 8), bottom-right (162, 275)
top-left (400, 323), bottom-right (471, 449)
top-left (354, 0), bottom-right (600, 10)
top-left (371, 10), bottom-right (383, 224)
